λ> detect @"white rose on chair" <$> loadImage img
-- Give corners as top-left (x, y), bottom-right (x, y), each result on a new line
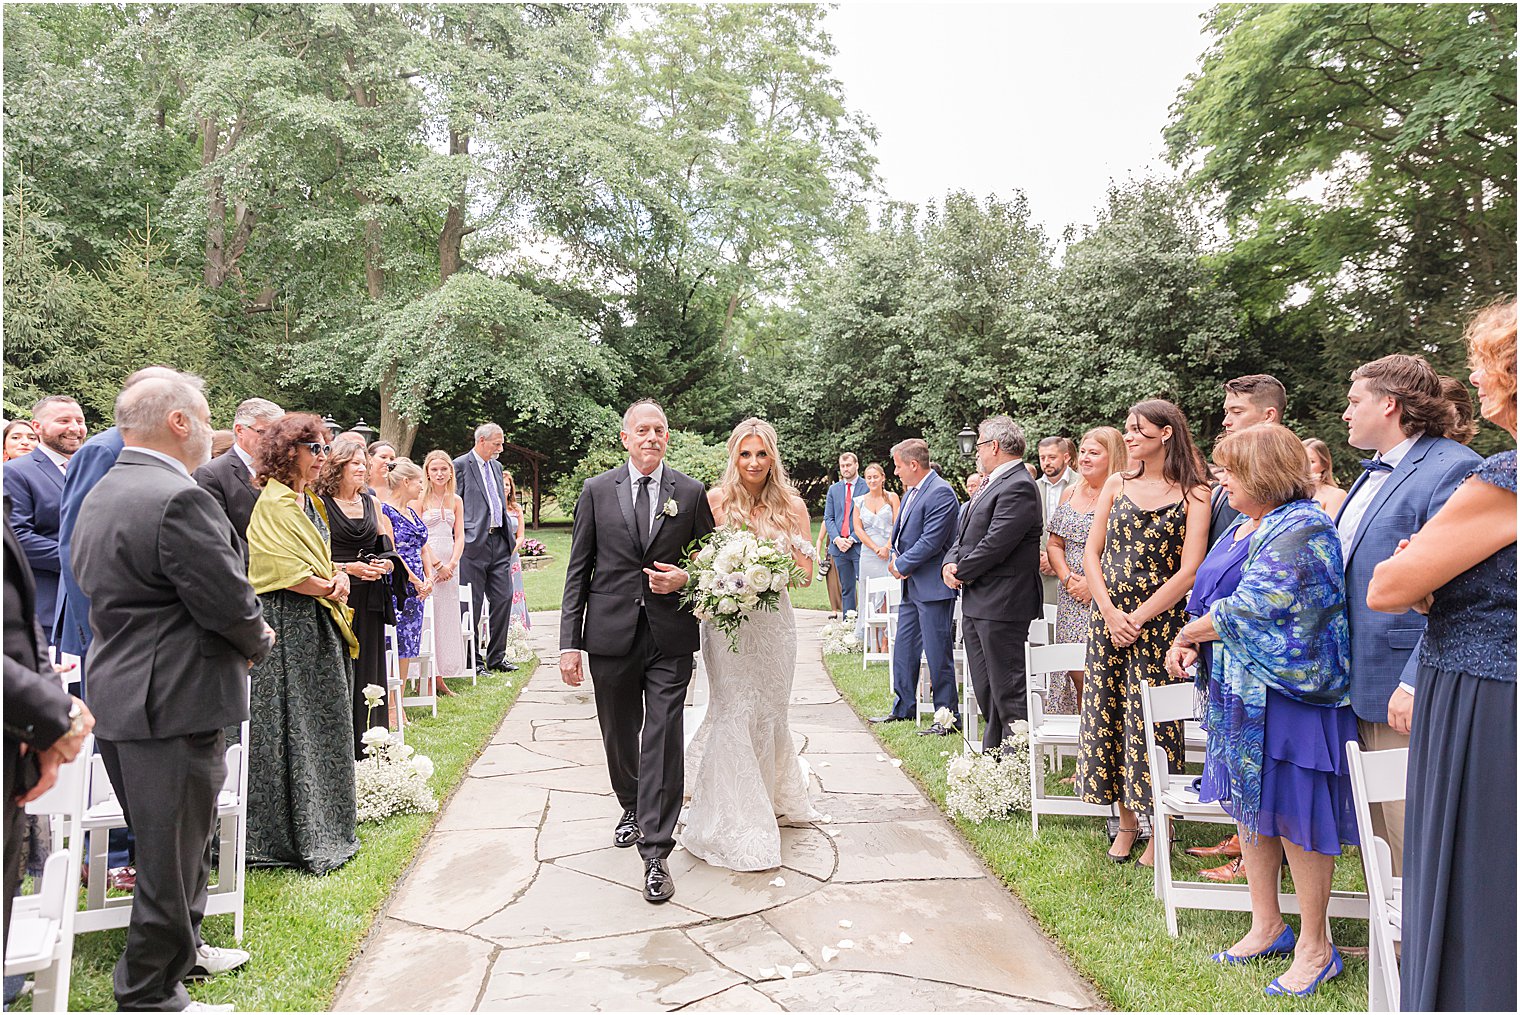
top-left (681, 526), bottom-right (808, 648)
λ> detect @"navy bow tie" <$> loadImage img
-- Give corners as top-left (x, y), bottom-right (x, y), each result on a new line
top-left (1360, 458), bottom-right (1395, 474)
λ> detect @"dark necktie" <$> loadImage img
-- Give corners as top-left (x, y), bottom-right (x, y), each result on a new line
top-left (1360, 458), bottom-right (1394, 474)
top-left (635, 476), bottom-right (653, 550)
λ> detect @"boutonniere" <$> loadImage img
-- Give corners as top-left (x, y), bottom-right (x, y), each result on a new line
top-left (662, 498), bottom-right (679, 517)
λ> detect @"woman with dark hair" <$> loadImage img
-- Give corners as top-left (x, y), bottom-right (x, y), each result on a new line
top-left (1076, 399), bottom-right (1211, 866)
top-left (3, 419), bottom-right (38, 461)
top-left (1369, 300), bottom-right (1517, 1012)
top-left (314, 439), bottom-right (405, 755)
top-left (245, 413), bottom-right (359, 873)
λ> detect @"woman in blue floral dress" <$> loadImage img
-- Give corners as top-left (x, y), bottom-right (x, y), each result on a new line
top-left (380, 459), bottom-right (437, 688)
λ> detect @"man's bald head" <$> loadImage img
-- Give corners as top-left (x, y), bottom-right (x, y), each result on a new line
top-left (115, 371), bottom-right (213, 470)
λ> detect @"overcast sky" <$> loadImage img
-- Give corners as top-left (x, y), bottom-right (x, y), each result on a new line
top-left (823, 2), bottom-right (1214, 239)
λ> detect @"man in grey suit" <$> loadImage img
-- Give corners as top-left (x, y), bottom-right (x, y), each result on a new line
top-left (72, 373), bottom-right (274, 1012)
top-left (453, 423), bottom-right (515, 671)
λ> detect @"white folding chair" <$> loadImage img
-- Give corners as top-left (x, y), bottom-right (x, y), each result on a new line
top-left (1141, 680), bottom-right (1367, 934)
top-left (860, 575), bottom-right (899, 668)
top-left (457, 583), bottom-right (478, 685)
top-left (1026, 643), bottom-right (1112, 829)
top-left (383, 626), bottom-right (407, 747)
top-left (1347, 743), bottom-right (1406, 1012)
top-left (399, 599), bottom-right (438, 717)
top-left (10, 735), bottom-right (92, 1011)
top-left (1042, 603), bottom-right (1058, 627)
top-left (476, 596), bottom-right (493, 669)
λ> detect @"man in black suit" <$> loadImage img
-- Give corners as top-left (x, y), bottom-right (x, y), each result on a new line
top-left (7, 395), bottom-right (88, 635)
top-left (193, 396), bottom-right (284, 543)
top-left (4, 503), bottom-right (94, 949)
top-left (942, 415), bottom-right (1044, 753)
top-left (72, 373), bottom-right (274, 1012)
top-left (559, 399), bottom-right (715, 903)
top-left (453, 423), bottom-right (516, 671)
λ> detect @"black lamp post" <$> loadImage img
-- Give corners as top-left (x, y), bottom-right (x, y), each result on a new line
top-left (956, 424), bottom-right (978, 460)
top-left (350, 418), bottom-right (378, 444)
top-left (320, 414), bottom-right (338, 437)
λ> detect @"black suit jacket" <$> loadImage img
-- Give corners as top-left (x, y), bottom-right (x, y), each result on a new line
top-left (3, 503), bottom-right (73, 801)
top-left (194, 447), bottom-right (260, 542)
top-left (1207, 485), bottom-right (1241, 548)
top-left (944, 463), bottom-right (1044, 623)
top-left (71, 450), bottom-right (274, 740)
top-left (559, 465), bottom-right (715, 657)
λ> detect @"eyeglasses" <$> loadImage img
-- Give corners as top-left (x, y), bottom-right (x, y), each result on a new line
top-left (974, 439), bottom-right (996, 449)
top-left (301, 442), bottom-right (333, 456)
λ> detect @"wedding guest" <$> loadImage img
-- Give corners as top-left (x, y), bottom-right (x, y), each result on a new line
top-left (413, 450), bottom-right (467, 692)
top-left (195, 396), bottom-right (285, 543)
top-left (453, 424), bottom-right (514, 671)
top-left (958, 471), bottom-right (985, 527)
top-left (503, 469), bottom-right (531, 634)
top-left (365, 440), bottom-right (396, 494)
top-left (823, 452), bottom-right (867, 617)
top-left (1165, 423), bottom-right (1358, 997)
top-left (315, 440), bottom-right (403, 756)
top-left (852, 462), bottom-right (900, 652)
top-left (72, 374), bottom-right (274, 1008)
top-left (870, 439), bottom-right (959, 727)
top-left (1036, 436), bottom-right (1079, 602)
top-left (943, 416), bottom-right (1044, 748)
top-left (210, 430), bottom-right (234, 458)
top-left (1210, 374), bottom-right (1286, 547)
top-left (1367, 301), bottom-right (1516, 1013)
top-left (1338, 352), bottom-right (1480, 875)
top-left (8, 395), bottom-right (88, 635)
top-left (1024, 461), bottom-right (1039, 480)
top-left (380, 459), bottom-right (436, 694)
top-left (1439, 374), bottom-right (1480, 445)
top-left (1077, 399), bottom-right (1210, 867)
top-left (1298, 438), bottom-right (1345, 517)
top-left (1044, 426), bottom-right (1126, 714)
top-left (244, 414), bottom-right (359, 873)
top-left (3, 420), bottom-right (38, 461)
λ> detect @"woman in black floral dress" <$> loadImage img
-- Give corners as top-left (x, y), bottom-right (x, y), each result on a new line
top-left (1076, 400), bottom-right (1211, 867)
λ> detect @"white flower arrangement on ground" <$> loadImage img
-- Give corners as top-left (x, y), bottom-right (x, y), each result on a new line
top-left (680, 526), bottom-right (810, 647)
top-left (820, 611), bottom-right (861, 654)
top-left (354, 684), bottom-right (438, 824)
top-left (945, 720), bottom-right (1038, 822)
top-left (504, 619), bottom-right (535, 665)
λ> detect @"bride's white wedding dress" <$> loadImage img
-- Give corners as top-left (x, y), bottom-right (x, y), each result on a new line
top-left (682, 585), bottom-right (818, 872)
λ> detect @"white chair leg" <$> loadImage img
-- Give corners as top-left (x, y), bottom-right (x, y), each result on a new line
top-left (1155, 809), bottom-right (1178, 934)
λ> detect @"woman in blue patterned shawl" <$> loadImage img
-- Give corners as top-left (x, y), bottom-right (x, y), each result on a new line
top-left (1165, 424), bottom-right (1357, 998)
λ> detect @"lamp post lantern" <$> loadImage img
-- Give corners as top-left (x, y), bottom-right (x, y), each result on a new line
top-left (320, 414), bottom-right (338, 438)
top-left (956, 424), bottom-right (978, 461)
top-left (350, 418), bottom-right (378, 444)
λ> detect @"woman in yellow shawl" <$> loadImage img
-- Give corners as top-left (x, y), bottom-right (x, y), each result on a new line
top-left (244, 413), bottom-right (359, 874)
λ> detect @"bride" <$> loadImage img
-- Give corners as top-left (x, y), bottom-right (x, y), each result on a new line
top-left (681, 418), bottom-right (820, 871)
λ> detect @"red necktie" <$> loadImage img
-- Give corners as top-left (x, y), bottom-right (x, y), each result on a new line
top-left (841, 482), bottom-right (853, 539)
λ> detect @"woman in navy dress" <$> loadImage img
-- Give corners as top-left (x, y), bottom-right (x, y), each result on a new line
top-left (379, 459), bottom-right (437, 694)
top-left (1368, 301), bottom-right (1517, 1012)
top-left (1166, 424), bottom-right (1358, 998)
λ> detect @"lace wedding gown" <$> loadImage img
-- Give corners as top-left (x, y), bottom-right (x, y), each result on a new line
top-left (682, 588), bottom-right (819, 871)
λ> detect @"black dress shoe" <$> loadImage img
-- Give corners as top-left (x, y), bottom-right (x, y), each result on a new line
top-left (613, 809), bottom-right (641, 848)
top-left (643, 858), bottom-right (674, 903)
top-left (916, 721), bottom-right (957, 736)
top-left (869, 714), bottom-right (913, 724)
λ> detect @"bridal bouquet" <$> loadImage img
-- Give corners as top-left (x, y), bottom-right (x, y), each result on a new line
top-left (354, 685), bottom-right (439, 824)
top-left (680, 527), bottom-right (810, 647)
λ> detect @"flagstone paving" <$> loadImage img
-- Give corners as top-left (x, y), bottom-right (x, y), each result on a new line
top-left (333, 612), bottom-right (1102, 1012)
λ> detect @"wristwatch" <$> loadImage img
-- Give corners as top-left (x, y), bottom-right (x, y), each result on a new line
top-left (66, 700), bottom-right (86, 740)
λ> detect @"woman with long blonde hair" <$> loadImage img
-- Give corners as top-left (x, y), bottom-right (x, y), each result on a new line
top-left (411, 450), bottom-right (467, 690)
top-left (683, 417), bottom-right (820, 872)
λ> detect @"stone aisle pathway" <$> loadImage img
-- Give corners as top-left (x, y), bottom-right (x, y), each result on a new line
top-left (334, 611), bottom-right (1101, 1012)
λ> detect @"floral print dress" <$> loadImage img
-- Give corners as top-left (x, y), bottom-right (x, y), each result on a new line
top-left (1045, 498), bottom-right (1096, 714)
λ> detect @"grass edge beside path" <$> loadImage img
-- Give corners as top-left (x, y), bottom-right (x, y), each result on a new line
top-left (37, 662), bottom-right (532, 1013)
top-left (821, 649), bottom-right (1371, 1013)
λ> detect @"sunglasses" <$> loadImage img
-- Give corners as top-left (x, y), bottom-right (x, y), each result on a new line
top-left (301, 442), bottom-right (333, 456)
top-left (386, 461), bottom-right (396, 472)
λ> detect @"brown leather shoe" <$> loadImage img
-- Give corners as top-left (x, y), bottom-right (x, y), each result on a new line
top-left (1186, 833), bottom-right (1241, 859)
top-left (1199, 856), bottom-right (1246, 882)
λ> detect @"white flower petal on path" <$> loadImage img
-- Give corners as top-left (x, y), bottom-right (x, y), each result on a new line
top-left (898, 932), bottom-right (914, 945)
top-left (838, 919), bottom-right (853, 929)
top-left (572, 951), bottom-right (590, 962)
top-left (874, 754), bottom-right (886, 762)
top-left (821, 947), bottom-right (839, 963)
top-left (889, 758), bottom-right (903, 768)
top-left (777, 963), bottom-right (794, 980)
top-left (757, 966), bottom-right (775, 978)
top-left (769, 876), bottom-right (786, 887)
top-left (793, 963), bottom-right (810, 974)
top-left (821, 814), bottom-right (833, 824)
top-left (816, 760), bottom-right (830, 768)
top-left (825, 829), bottom-right (840, 837)
top-left (837, 939), bottom-right (855, 950)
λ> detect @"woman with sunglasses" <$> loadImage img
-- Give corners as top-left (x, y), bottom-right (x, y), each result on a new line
top-left (244, 414), bottom-right (360, 873)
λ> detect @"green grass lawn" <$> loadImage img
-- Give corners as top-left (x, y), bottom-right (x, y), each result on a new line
top-left (824, 654), bottom-right (1372, 1013)
top-left (26, 663), bottom-right (531, 1013)
top-left (521, 521), bottom-right (836, 613)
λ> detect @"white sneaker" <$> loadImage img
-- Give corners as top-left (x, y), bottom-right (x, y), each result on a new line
top-left (183, 1003), bottom-right (235, 1012)
top-left (188, 943), bottom-right (250, 978)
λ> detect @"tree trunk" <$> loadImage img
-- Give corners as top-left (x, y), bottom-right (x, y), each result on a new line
top-left (202, 118), bottom-right (227, 288)
top-left (439, 129), bottom-right (470, 283)
top-left (378, 366), bottom-right (418, 457)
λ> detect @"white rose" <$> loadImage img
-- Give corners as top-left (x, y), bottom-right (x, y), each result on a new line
top-left (769, 571), bottom-right (789, 592)
top-left (699, 572), bottom-right (717, 591)
top-left (361, 726), bottom-right (391, 750)
top-left (361, 683), bottom-right (385, 706)
top-left (740, 594), bottom-right (760, 611)
top-left (697, 544), bottom-right (716, 564)
top-left (744, 565), bottom-right (771, 589)
top-left (718, 598), bottom-right (740, 615)
top-left (411, 755), bottom-right (435, 781)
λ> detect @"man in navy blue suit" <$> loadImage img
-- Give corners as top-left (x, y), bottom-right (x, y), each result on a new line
top-left (822, 452), bottom-right (866, 618)
top-left (6, 395), bottom-right (87, 637)
top-left (870, 438), bottom-right (960, 727)
top-left (1338, 353), bottom-right (1480, 875)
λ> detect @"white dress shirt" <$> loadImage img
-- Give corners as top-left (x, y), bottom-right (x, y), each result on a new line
top-left (1336, 435), bottom-right (1417, 556)
top-left (233, 442), bottom-right (256, 477)
top-left (39, 443), bottom-right (70, 476)
top-left (127, 446), bottom-right (192, 479)
top-left (628, 461), bottom-right (665, 536)
top-left (1036, 467), bottom-right (1078, 524)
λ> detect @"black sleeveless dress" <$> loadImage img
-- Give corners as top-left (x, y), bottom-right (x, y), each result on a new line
top-left (322, 494), bottom-right (391, 760)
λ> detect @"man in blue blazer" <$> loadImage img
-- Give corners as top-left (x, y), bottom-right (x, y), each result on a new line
top-left (6, 396), bottom-right (88, 637)
top-left (1337, 353), bottom-right (1480, 874)
top-left (871, 438), bottom-right (960, 726)
top-left (822, 452), bottom-right (867, 617)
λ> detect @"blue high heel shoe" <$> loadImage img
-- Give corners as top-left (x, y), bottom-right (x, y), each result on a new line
top-left (1209, 923), bottom-right (1296, 964)
top-left (1264, 946), bottom-right (1342, 997)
